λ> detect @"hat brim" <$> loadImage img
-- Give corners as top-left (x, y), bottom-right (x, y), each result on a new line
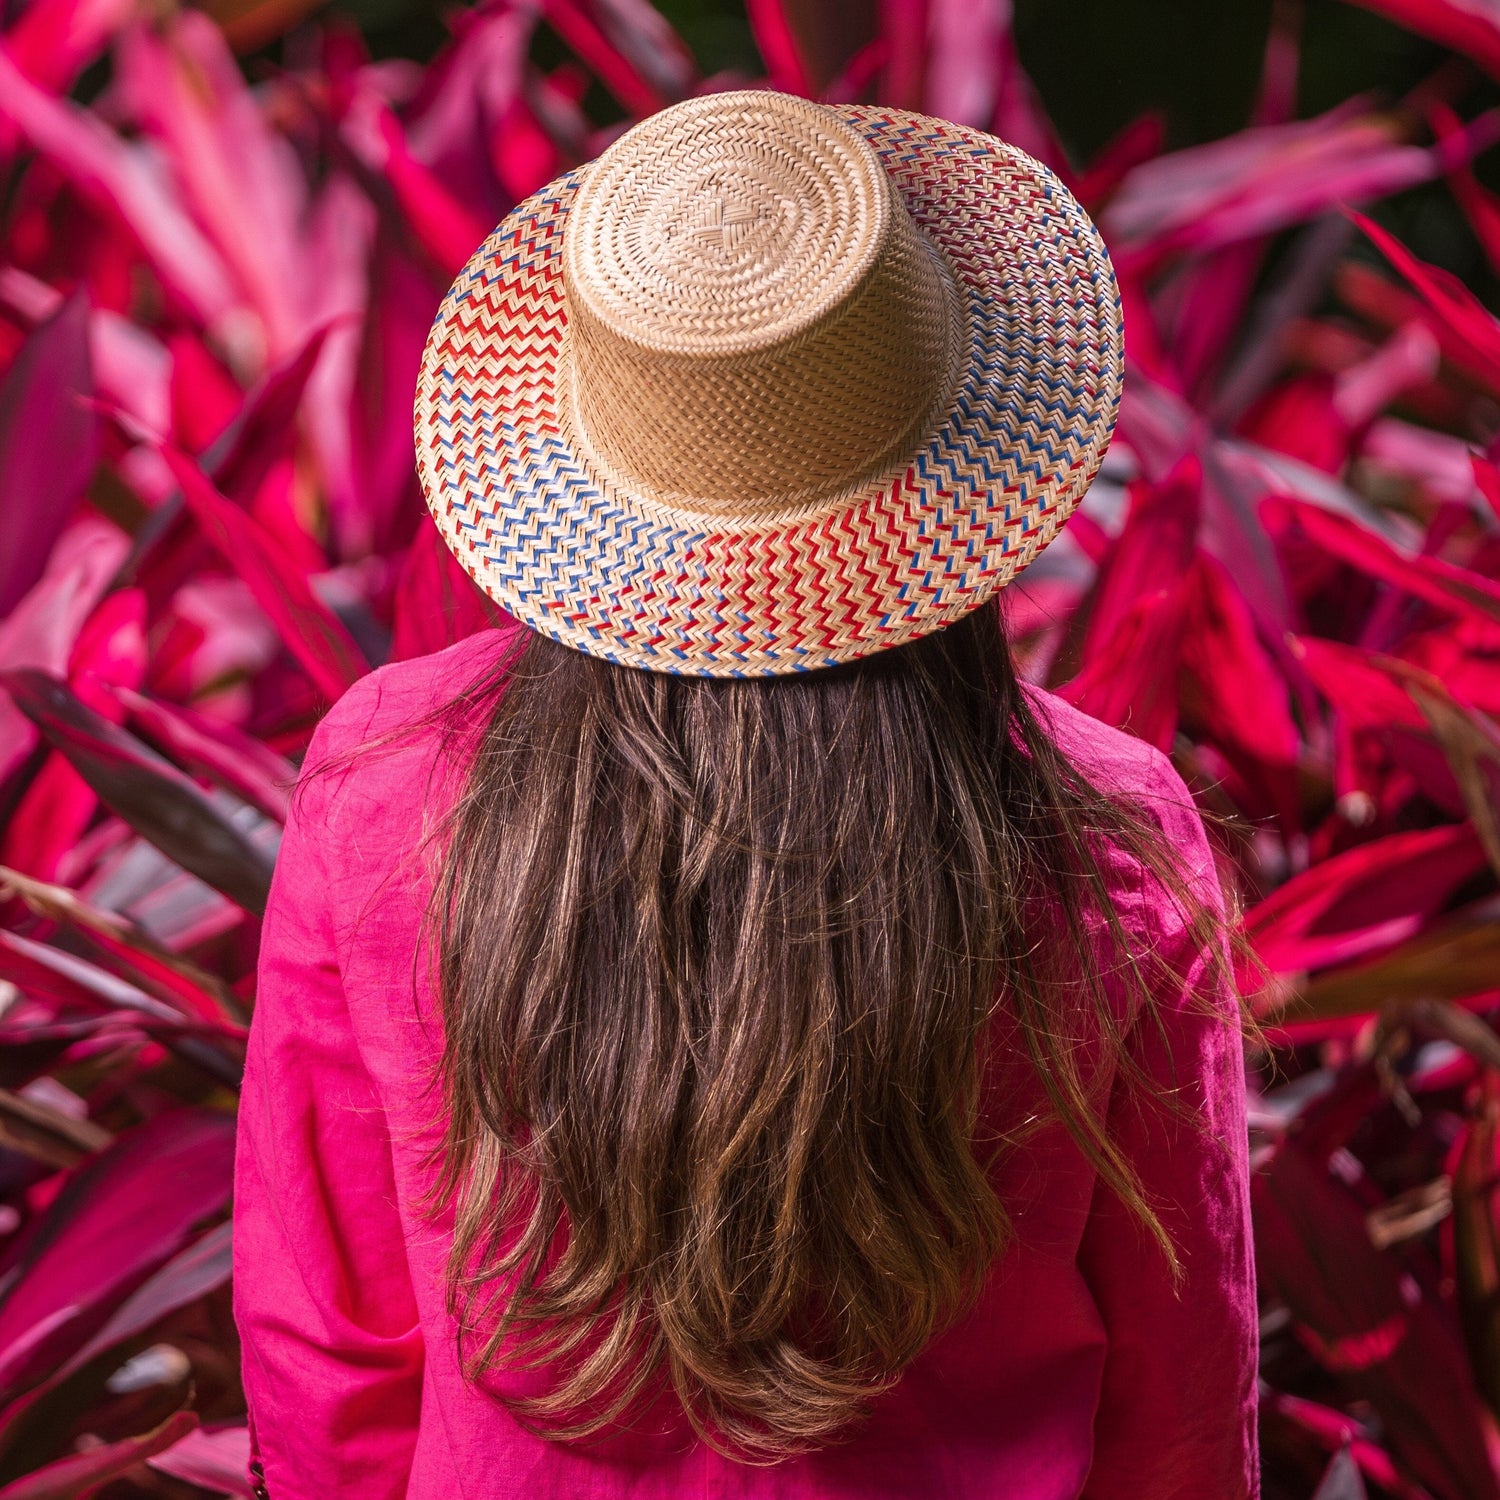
top-left (414, 104), bottom-right (1123, 677)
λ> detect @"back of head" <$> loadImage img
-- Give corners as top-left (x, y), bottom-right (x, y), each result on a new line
top-left (430, 603), bottom-right (1192, 1461)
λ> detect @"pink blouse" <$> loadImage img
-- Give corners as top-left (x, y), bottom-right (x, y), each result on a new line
top-left (233, 625), bottom-right (1259, 1498)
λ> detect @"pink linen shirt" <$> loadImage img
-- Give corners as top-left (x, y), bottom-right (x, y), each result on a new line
top-left (233, 625), bottom-right (1259, 1499)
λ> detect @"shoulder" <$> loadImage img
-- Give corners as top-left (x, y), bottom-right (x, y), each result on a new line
top-left (289, 625), bottom-right (523, 848)
top-left (309, 626), bottom-right (523, 762)
top-left (1020, 682), bottom-right (1221, 915)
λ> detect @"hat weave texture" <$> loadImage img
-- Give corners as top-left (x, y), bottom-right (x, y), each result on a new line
top-left (415, 92), bottom-right (1124, 676)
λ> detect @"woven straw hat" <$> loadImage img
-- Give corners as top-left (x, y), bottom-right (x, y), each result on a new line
top-left (415, 90), bottom-right (1123, 677)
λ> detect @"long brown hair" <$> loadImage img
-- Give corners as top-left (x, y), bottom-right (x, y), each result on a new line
top-left (427, 602), bottom-right (1228, 1462)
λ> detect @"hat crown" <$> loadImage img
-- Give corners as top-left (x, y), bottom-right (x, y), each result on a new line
top-left (560, 91), bottom-right (962, 516)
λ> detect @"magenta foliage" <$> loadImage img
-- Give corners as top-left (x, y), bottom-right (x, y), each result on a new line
top-left (0, 295), bottom-right (95, 618)
top-left (0, 1), bottom-right (1498, 1496)
top-left (0, 1110), bottom-right (234, 1421)
top-left (1340, 0), bottom-right (1500, 86)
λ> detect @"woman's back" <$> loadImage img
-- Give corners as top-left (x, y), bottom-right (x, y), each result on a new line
top-left (233, 623), bottom-right (1257, 1499)
top-left (236, 87), bottom-right (1256, 1498)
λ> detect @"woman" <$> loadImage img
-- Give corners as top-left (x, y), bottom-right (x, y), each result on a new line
top-left (234, 92), bottom-right (1258, 1497)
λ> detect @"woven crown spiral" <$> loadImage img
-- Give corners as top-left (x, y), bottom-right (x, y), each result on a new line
top-left (561, 94), bottom-right (963, 515)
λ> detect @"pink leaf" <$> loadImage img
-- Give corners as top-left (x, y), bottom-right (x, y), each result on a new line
top-left (208, 322), bottom-right (337, 513)
top-left (0, 930), bottom-right (187, 1028)
top-left (1399, 619), bottom-right (1500, 720)
top-left (1430, 99), bottom-right (1500, 274)
top-left (1340, 0), bottom-right (1500, 84)
top-left (0, 517), bottom-right (128, 787)
top-left (1058, 585), bottom-right (1188, 750)
top-left (1476, 452), bottom-right (1500, 521)
top-left (1333, 321), bottom-right (1442, 431)
top-left (1107, 106), bottom-right (1493, 263)
top-left (402, 3), bottom-right (534, 217)
top-left (1252, 0), bottom-right (1303, 129)
top-left (112, 684), bottom-right (293, 824)
top-left (1360, 415), bottom-right (1480, 504)
top-left (926, 0), bottom-right (1010, 129)
top-left (0, 1408), bottom-right (198, 1500)
top-left (162, 446), bottom-right (369, 703)
top-left (1239, 374), bottom-right (1352, 474)
top-left (1246, 823), bottom-right (1488, 972)
top-left (300, 179), bottom-right (375, 557)
top-left (1167, 237), bottom-right (1269, 398)
top-left (1179, 554), bottom-right (1300, 769)
top-left (579, 0), bottom-right (696, 104)
top-left (540, 0), bottom-right (670, 115)
top-left (372, 128), bottom-right (485, 278)
top-left (1292, 636), bottom-right (1427, 732)
top-left (1255, 1141), bottom-right (1500, 1500)
top-left (146, 575), bottom-right (279, 707)
top-left (0, 668), bottom-right (277, 914)
top-left (1346, 203), bottom-right (1500, 390)
top-left (1073, 110), bottom-right (1167, 212)
top-left (115, 11), bottom-right (307, 360)
top-left (390, 518), bottom-right (511, 662)
top-left (490, 97), bottom-right (561, 202)
top-left (1083, 450), bottom-right (1201, 653)
top-left (1199, 448), bottom-right (1298, 637)
top-left (166, 332), bottom-right (243, 456)
top-left (0, 1109), bottom-right (233, 1403)
top-left (1083, 453), bottom-right (1294, 763)
top-left (0, 48), bottom-right (235, 327)
top-left (349, 231), bottom-right (439, 552)
top-left (68, 588), bottom-right (148, 714)
top-left (1114, 264), bottom-right (1178, 388)
top-left (50, 1223), bottom-right (230, 1388)
top-left (743, 0), bottom-right (814, 93)
top-left (148, 1423), bottom-right (253, 1497)
top-left (0, 866), bottom-right (248, 1030)
top-left (1264, 1390), bottom-right (1425, 1498)
top-left (1272, 495), bottom-right (1500, 629)
top-left (0, 1223), bottom-right (233, 1444)
top-left (2, 0), bottom-right (137, 98)
top-left (0, 266), bottom-right (171, 438)
top-left (0, 291), bottom-right (96, 616)
top-left (79, 841), bottom-right (248, 956)
top-left (0, 754), bottom-right (97, 884)
top-left (1336, 256), bottom-right (1500, 397)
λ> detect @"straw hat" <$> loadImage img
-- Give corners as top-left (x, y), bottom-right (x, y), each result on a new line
top-left (415, 90), bottom-right (1122, 677)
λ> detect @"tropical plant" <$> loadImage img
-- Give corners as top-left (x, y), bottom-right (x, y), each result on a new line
top-left (1, 0), bottom-right (1499, 1495)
